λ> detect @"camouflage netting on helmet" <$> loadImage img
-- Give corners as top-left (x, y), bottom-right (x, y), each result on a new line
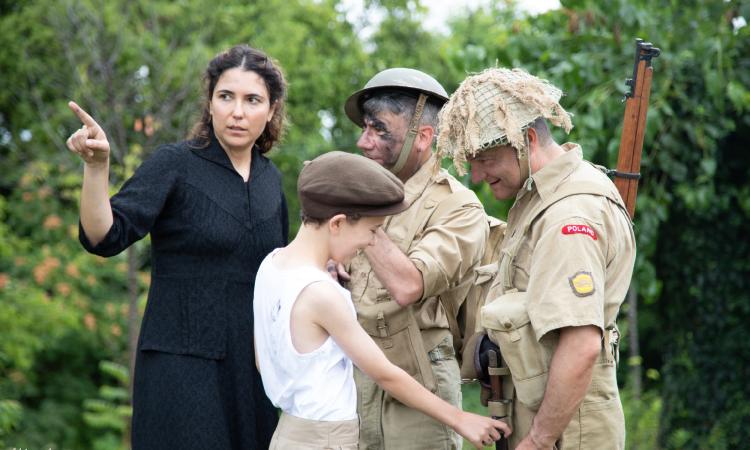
top-left (436, 68), bottom-right (573, 175)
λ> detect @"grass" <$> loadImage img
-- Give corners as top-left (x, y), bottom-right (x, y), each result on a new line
top-left (462, 382), bottom-right (499, 450)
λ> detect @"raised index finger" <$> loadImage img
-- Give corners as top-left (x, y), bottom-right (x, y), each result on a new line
top-left (68, 101), bottom-right (100, 129)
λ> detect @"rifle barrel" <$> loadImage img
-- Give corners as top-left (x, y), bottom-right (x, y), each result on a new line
top-left (614, 39), bottom-right (660, 218)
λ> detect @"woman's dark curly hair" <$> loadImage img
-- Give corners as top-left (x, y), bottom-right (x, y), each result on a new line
top-left (189, 44), bottom-right (287, 153)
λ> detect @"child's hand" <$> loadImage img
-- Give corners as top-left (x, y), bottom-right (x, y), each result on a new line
top-left (454, 411), bottom-right (511, 449)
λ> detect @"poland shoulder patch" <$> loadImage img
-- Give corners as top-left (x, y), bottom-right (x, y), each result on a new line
top-left (562, 224), bottom-right (597, 240)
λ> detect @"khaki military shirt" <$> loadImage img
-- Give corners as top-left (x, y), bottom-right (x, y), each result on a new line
top-left (482, 143), bottom-right (636, 449)
top-left (502, 143), bottom-right (635, 337)
top-left (348, 155), bottom-right (488, 333)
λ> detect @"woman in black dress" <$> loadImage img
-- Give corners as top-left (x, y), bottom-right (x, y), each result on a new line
top-left (66, 44), bottom-right (288, 449)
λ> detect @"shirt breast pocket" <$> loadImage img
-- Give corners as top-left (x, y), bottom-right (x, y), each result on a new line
top-left (510, 241), bottom-right (532, 290)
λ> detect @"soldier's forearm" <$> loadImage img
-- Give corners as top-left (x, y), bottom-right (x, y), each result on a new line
top-left (528, 326), bottom-right (601, 447)
top-left (364, 228), bottom-right (423, 305)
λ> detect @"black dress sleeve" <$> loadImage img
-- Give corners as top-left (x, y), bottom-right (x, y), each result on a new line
top-left (79, 144), bottom-right (181, 257)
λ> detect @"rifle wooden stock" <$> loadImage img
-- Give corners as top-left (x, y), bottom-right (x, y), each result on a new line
top-left (488, 350), bottom-right (508, 450)
top-left (614, 39), bottom-right (660, 218)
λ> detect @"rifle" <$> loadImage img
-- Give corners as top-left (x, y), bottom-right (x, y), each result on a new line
top-left (487, 349), bottom-right (508, 450)
top-left (461, 333), bottom-right (510, 449)
top-left (613, 39), bottom-right (661, 218)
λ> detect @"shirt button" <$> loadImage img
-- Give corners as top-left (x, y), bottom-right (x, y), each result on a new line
top-left (503, 321), bottom-right (512, 329)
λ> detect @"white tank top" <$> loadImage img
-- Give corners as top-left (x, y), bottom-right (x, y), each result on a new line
top-left (253, 249), bottom-right (357, 421)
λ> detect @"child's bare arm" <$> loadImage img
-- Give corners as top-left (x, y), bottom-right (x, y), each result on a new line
top-left (300, 283), bottom-right (511, 449)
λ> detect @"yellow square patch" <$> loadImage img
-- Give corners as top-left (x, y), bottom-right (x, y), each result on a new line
top-left (569, 271), bottom-right (595, 297)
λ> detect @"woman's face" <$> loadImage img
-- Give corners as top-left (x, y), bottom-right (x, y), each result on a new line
top-left (210, 67), bottom-right (275, 153)
top-left (330, 215), bottom-right (385, 264)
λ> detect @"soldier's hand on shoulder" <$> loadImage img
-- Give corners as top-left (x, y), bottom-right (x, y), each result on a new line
top-left (326, 259), bottom-right (350, 284)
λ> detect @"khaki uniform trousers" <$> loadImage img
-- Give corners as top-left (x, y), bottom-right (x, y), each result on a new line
top-left (355, 336), bottom-right (462, 450)
top-left (505, 365), bottom-right (625, 450)
top-left (270, 412), bottom-right (359, 450)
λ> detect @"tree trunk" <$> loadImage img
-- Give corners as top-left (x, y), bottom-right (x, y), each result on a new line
top-left (125, 245), bottom-right (140, 447)
top-left (627, 286), bottom-right (642, 399)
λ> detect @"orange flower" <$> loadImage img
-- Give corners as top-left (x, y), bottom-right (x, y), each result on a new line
top-left (0, 273), bottom-right (9, 289)
top-left (84, 313), bottom-right (97, 330)
top-left (45, 257), bottom-right (61, 269)
top-left (38, 186), bottom-right (52, 199)
top-left (138, 271), bottom-right (151, 286)
top-left (55, 282), bottom-right (71, 296)
top-left (33, 257), bottom-right (61, 284)
top-left (43, 215), bottom-right (63, 230)
top-left (33, 264), bottom-right (50, 284)
top-left (111, 324), bottom-right (123, 337)
top-left (22, 191), bottom-right (34, 202)
top-left (65, 263), bottom-right (80, 278)
top-left (144, 114), bottom-right (156, 137)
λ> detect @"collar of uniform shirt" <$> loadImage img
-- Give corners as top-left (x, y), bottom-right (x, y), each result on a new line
top-left (530, 143), bottom-right (582, 202)
top-left (401, 154), bottom-right (439, 206)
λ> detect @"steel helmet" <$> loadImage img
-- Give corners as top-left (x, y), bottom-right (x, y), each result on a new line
top-left (345, 68), bottom-right (449, 176)
top-left (345, 68), bottom-right (449, 128)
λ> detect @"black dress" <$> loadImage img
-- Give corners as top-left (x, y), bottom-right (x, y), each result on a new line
top-left (80, 136), bottom-right (288, 449)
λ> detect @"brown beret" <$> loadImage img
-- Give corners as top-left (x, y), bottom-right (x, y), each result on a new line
top-left (298, 151), bottom-right (408, 219)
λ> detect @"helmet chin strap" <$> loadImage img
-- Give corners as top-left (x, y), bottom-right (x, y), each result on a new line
top-left (390, 93), bottom-right (428, 176)
top-left (519, 129), bottom-right (534, 191)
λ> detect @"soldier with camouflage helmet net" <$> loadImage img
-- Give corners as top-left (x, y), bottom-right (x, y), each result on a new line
top-left (437, 67), bottom-right (572, 190)
top-left (439, 68), bottom-right (636, 449)
top-left (334, 68), bottom-right (492, 449)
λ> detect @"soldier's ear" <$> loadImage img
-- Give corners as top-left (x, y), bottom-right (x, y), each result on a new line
top-left (526, 126), bottom-right (538, 146)
top-left (416, 125), bottom-right (435, 152)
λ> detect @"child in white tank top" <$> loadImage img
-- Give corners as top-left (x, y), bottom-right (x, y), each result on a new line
top-left (253, 152), bottom-right (510, 449)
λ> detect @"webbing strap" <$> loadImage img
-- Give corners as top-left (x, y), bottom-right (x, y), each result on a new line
top-left (488, 366), bottom-right (510, 376)
top-left (427, 189), bottom-right (482, 343)
top-left (488, 399), bottom-right (512, 419)
top-left (604, 325), bottom-right (621, 366)
top-left (391, 93), bottom-right (428, 176)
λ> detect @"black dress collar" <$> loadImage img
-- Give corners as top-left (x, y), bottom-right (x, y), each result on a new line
top-left (189, 133), bottom-right (268, 179)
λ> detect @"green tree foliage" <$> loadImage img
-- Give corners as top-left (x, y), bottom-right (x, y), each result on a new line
top-left (439, 0), bottom-right (749, 447)
top-left (0, 0), bottom-right (369, 446)
top-left (1, 0), bottom-right (748, 448)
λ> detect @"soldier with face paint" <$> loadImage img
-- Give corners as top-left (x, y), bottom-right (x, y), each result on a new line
top-left (338, 68), bottom-right (490, 449)
top-left (438, 68), bottom-right (637, 450)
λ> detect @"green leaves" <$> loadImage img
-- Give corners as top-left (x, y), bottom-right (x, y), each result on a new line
top-left (1, 0), bottom-right (748, 448)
